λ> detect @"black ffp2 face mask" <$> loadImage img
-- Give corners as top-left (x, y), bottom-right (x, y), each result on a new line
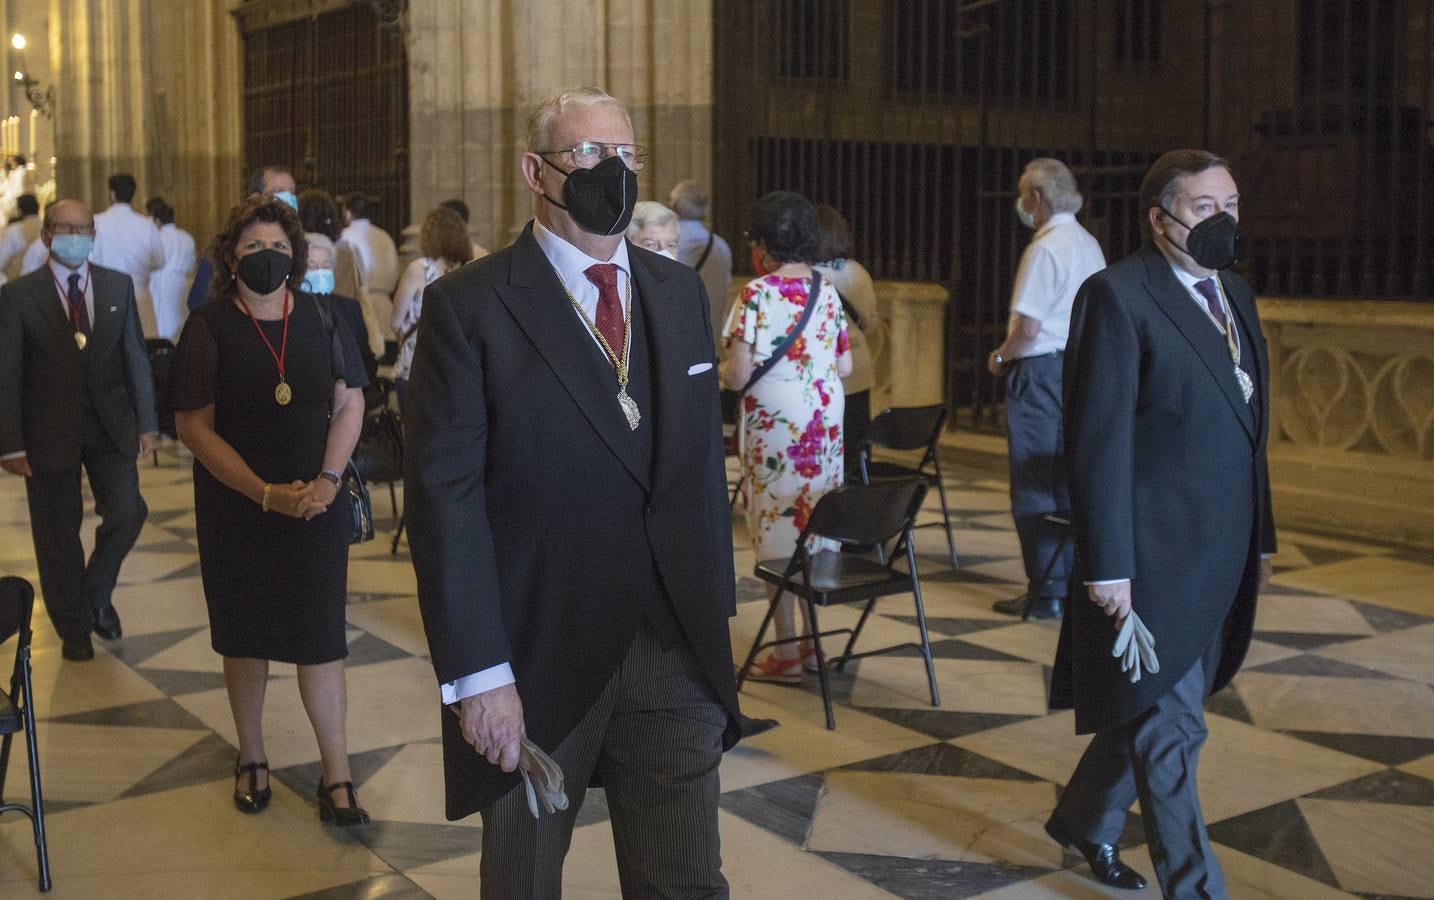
top-left (540, 155), bottom-right (639, 236)
top-left (236, 248), bottom-right (293, 296)
top-left (1161, 208), bottom-right (1238, 271)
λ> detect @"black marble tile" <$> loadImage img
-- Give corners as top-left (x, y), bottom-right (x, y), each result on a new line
top-left (860, 708), bottom-right (1036, 741)
top-left (144, 509), bottom-right (193, 526)
top-left (1303, 769), bottom-right (1434, 806)
top-left (734, 576), bottom-right (767, 604)
top-left (154, 560), bottom-right (204, 583)
top-left (1248, 654), bottom-right (1389, 679)
top-left (273, 743), bottom-right (407, 809)
top-left (1203, 684), bottom-right (1254, 724)
top-left (1350, 600), bottom-right (1433, 633)
top-left (344, 591), bottom-right (416, 605)
top-left (1206, 800), bottom-right (1339, 886)
top-left (136, 668), bottom-right (230, 695)
top-left (1252, 631), bottom-right (1365, 651)
top-left (885, 616), bottom-right (1016, 638)
top-left (816, 851), bottom-right (1053, 899)
top-left (132, 539), bottom-right (199, 555)
top-left (49, 696), bottom-right (208, 730)
top-left (34, 798), bottom-right (94, 816)
top-left (718, 773), bottom-right (824, 846)
top-left (344, 632), bottom-right (414, 668)
top-left (348, 820), bottom-right (480, 872)
top-left (284, 873), bottom-right (431, 900)
top-left (572, 785), bottom-right (610, 828)
top-left (1292, 544), bottom-right (1363, 568)
top-left (842, 742), bottom-right (1043, 781)
top-left (121, 732), bottom-right (238, 799)
top-left (925, 638), bottom-right (1030, 664)
top-left (1280, 731), bottom-right (1434, 766)
top-left (105, 626), bottom-right (208, 668)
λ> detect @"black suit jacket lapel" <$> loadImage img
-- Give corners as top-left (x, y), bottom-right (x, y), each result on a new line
top-left (494, 225), bottom-right (651, 491)
top-left (1223, 273), bottom-right (1267, 436)
top-left (631, 249), bottom-right (684, 495)
top-left (1140, 248), bottom-right (1256, 443)
top-left (25, 268), bottom-right (75, 350)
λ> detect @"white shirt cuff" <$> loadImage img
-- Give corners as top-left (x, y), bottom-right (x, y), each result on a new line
top-left (1, 450), bottom-right (25, 461)
top-left (1084, 578), bottom-right (1130, 586)
top-left (440, 662), bottom-right (515, 705)
top-left (1260, 553), bottom-right (1272, 559)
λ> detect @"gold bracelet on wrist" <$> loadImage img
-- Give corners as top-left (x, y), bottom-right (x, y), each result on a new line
top-left (262, 483), bottom-right (272, 513)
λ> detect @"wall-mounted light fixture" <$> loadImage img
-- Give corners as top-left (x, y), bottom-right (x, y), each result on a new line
top-left (10, 33), bottom-right (51, 118)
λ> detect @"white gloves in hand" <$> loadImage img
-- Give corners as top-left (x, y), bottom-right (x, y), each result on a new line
top-left (1111, 611), bottom-right (1160, 684)
top-left (517, 736), bottom-right (569, 819)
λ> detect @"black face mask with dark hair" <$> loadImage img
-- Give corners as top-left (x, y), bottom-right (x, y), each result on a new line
top-left (540, 155), bottom-right (638, 236)
top-left (1160, 208), bottom-right (1238, 271)
top-left (236, 248), bottom-right (293, 295)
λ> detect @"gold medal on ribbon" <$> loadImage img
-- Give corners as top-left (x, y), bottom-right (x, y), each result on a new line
top-left (74, 332), bottom-right (87, 350)
top-left (275, 381), bottom-right (292, 406)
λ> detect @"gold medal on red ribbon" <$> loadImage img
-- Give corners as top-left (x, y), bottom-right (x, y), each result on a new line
top-left (74, 332), bottom-right (87, 350)
top-left (237, 290), bottom-right (294, 406)
top-left (275, 381), bottom-right (292, 405)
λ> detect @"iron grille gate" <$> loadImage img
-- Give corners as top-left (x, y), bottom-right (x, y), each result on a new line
top-left (241, 2), bottom-right (409, 239)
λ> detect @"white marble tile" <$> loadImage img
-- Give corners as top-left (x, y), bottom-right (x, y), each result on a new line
top-left (1271, 557), bottom-right (1434, 617)
top-left (806, 771), bottom-right (1064, 867)
top-left (28, 644), bottom-right (167, 718)
top-left (2, 723), bottom-right (209, 803)
top-left (1253, 593), bottom-right (1376, 635)
top-left (952, 710), bottom-right (1092, 786)
top-left (962, 557), bottom-right (1034, 585)
top-left (1300, 798), bottom-right (1434, 896)
top-left (354, 741), bottom-right (477, 828)
top-left (1274, 529), bottom-right (1395, 557)
top-left (108, 576), bottom-right (212, 637)
top-left (956, 621), bottom-right (1062, 665)
top-left (175, 657), bottom-right (441, 768)
top-left (1318, 623), bottom-right (1434, 684)
top-left (345, 558), bottom-right (421, 595)
top-left (114, 550), bottom-right (198, 585)
top-left (1236, 671), bottom-right (1434, 737)
top-left (1401, 754), bottom-right (1434, 782)
top-left (343, 596), bottom-right (431, 659)
top-left (1241, 638), bottom-right (1304, 669)
top-left (134, 627), bottom-right (229, 673)
top-left (848, 657), bottom-right (1049, 716)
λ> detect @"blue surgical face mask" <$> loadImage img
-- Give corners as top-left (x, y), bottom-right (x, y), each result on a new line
top-left (301, 268), bottom-right (335, 294)
top-left (50, 234), bottom-right (94, 268)
top-left (273, 190), bottom-right (298, 211)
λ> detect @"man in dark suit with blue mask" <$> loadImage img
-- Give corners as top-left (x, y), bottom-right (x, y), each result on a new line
top-left (1046, 150), bottom-right (1277, 896)
top-left (0, 199), bottom-right (158, 661)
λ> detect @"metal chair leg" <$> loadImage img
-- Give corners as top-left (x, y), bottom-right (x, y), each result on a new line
top-left (931, 455), bottom-right (959, 569)
top-left (836, 597), bottom-right (879, 673)
top-left (907, 534), bottom-right (941, 708)
top-left (390, 513), bottom-right (405, 555)
top-left (20, 652), bottom-right (49, 892)
top-left (807, 603), bottom-right (837, 730)
top-left (736, 586), bottom-right (785, 689)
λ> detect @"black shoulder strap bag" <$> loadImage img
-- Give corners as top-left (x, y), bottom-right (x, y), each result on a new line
top-left (694, 232), bottom-right (716, 271)
top-left (312, 294), bottom-right (375, 545)
top-left (741, 270), bottom-right (823, 394)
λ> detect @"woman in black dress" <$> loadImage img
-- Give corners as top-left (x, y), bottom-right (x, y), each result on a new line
top-left (172, 196), bottom-right (370, 825)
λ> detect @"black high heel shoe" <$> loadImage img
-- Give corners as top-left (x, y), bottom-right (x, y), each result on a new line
top-left (233, 757), bottom-right (271, 814)
top-left (317, 780), bottom-right (371, 826)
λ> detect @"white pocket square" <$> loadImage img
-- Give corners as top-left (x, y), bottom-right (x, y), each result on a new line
top-left (687, 363), bottom-right (713, 375)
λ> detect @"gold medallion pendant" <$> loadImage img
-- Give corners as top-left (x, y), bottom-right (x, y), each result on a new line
top-left (74, 332), bottom-right (87, 350)
top-left (275, 381), bottom-right (292, 406)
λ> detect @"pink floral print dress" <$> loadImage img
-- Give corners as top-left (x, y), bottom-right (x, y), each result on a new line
top-left (724, 274), bottom-right (850, 561)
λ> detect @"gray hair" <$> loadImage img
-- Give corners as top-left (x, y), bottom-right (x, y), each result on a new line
top-left (669, 180), bottom-right (709, 220)
top-left (1021, 157), bottom-right (1083, 215)
top-left (626, 201), bottom-right (679, 242)
top-left (526, 86), bottom-right (631, 153)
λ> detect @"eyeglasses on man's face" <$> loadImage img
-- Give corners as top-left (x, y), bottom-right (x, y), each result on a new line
top-left (49, 223), bottom-right (95, 236)
top-left (538, 140), bottom-right (648, 172)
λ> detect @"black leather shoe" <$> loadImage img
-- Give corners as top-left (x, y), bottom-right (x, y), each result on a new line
top-left (1045, 817), bottom-right (1148, 890)
top-left (234, 757), bottom-right (272, 814)
top-left (992, 595), bottom-right (1065, 619)
top-left (93, 605), bottom-right (123, 640)
top-left (61, 640), bottom-right (95, 661)
top-left (317, 780), bottom-right (370, 827)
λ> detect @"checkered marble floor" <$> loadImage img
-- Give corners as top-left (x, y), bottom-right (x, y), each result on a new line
top-left (1, 440), bottom-right (1432, 898)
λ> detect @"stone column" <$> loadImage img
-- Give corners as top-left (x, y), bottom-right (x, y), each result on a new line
top-left (406, 0), bottom-right (714, 249)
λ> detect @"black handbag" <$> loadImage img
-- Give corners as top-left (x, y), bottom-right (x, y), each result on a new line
top-left (343, 460), bottom-right (375, 544)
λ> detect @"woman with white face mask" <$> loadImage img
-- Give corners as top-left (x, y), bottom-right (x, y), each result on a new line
top-left (625, 200), bottom-right (681, 259)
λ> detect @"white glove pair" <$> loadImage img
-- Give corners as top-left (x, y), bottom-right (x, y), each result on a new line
top-left (516, 736), bottom-right (569, 819)
top-left (1111, 611), bottom-right (1160, 684)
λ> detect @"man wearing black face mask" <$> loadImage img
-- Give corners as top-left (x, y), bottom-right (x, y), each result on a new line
top-left (1044, 150), bottom-right (1277, 896)
top-left (405, 87), bottom-right (740, 898)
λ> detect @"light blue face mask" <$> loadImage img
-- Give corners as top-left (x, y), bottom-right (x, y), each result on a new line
top-left (50, 234), bottom-right (94, 268)
top-left (302, 268), bottom-right (335, 294)
top-left (274, 190), bottom-right (298, 211)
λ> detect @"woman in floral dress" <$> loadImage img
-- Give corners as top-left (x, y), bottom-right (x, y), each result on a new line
top-left (721, 191), bottom-right (852, 683)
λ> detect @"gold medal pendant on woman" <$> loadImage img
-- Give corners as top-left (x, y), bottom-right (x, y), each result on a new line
top-left (568, 263), bottom-right (639, 430)
top-left (237, 289), bottom-right (294, 406)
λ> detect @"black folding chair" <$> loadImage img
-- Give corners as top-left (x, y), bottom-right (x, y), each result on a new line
top-left (0, 577), bottom-right (52, 892)
top-left (737, 479), bottom-right (941, 730)
top-left (858, 404), bottom-right (959, 569)
top-left (1023, 514), bottom-right (1073, 622)
top-left (351, 391), bottom-right (406, 555)
top-left (146, 338), bottom-right (177, 467)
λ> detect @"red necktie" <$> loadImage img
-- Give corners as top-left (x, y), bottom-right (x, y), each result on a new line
top-left (583, 263), bottom-right (625, 364)
top-left (68, 272), bottom-right (91, 336)
top-left (1194, 278), bottom-right (1227, 331)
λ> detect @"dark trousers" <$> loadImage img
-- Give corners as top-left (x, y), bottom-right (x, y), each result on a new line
top-left (478, 623), bottom-right (729, 899)
top-left (1052, 641), bottom-right (1227, 899)
top-left (1004, 354), bottom-right (1071, 599)
top-left (24, 411), bottom-right (147, 642)
top-left (843, 388), bottom-right (871, 481)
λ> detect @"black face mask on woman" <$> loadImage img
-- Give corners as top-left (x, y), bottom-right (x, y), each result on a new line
top-left (540, 155), bottom-right (638, 236)
top-left (1160, 208), bottom-right (1238, 271)
top-left (236, 248), bottom-right (293, 295)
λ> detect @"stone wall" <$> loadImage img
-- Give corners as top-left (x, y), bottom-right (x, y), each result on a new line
top-left (1260, 298), bottom-right (1434, 549)
top-left (405, 1), bottom-right (714, 250)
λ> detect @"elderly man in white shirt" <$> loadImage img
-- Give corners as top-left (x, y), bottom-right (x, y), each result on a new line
top-left (145, 197), bottom-right (196, 342)
top-left (987, 158), bottom-right (1106, 620)
top-left (339, 193), bottom-right (401, 343)
top-left (0, 193), bottom-right (41, 284)
top-left (92, 173), bottom-right (166, 338)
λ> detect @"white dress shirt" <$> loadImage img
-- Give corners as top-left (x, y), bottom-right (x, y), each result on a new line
top-left (0, 215), bottom-right (39, 283)
top-left (0, 259), bottom-right (98, 462)
top-left (1008, 212), bottom-right (1106, 358)
top-left (19, 235), bottom-right (48, 275)
top-left (149, 223), bottom-right (196, 341)
top-left (438, 220), bottom-right (632, 706)
top-left (339, 218), bottom-right (401, 340)
top-left (92, 202), bottom-right (166, 337)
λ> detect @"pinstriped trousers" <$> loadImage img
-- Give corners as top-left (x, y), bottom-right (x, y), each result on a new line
top-left (478, 622), bottom-right (730, 899)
